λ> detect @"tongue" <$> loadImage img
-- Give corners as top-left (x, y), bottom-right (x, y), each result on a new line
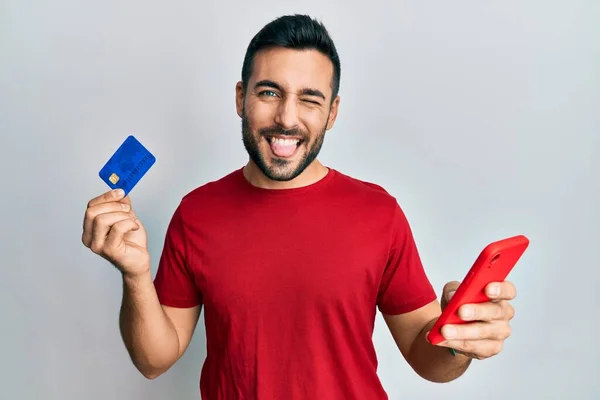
top-left (270, 140), bottom-right (298, 158)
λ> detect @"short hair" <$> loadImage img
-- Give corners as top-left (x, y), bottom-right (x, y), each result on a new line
top-left (241, 14), bottom-right (341, 102)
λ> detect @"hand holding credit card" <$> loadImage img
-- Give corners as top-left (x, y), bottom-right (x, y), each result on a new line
top-left (99, 135), bottom-right (156, 196)
top-left (82, 135), bottom-right (155, 277)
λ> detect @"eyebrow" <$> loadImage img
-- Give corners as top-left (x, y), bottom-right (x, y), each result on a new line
top-left (254, 79), bottom-right (326, 100)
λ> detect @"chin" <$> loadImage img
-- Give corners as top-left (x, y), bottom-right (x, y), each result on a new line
top-left (261, 159), bottom-right (306, 182)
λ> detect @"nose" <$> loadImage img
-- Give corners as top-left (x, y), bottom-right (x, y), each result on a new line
top-left (274, 96), bottom-right (299, 130)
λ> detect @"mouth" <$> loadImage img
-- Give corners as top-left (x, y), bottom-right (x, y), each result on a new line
top-left (264, 135), bottom-right (304, 159)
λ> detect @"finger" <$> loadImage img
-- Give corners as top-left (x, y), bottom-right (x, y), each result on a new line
top-left (441, 280), bottom-right (460, 307)
top-left (116, 195), bottom-right (138, 220)
top-left (87, 189), bottom-right (125, 208)
top-left (437, 339), bottom-right (503, 360)
top-left (123, 196), bottom-right (138, 219)
top-left (83, 202), bottom-right (132, 246)
top-left (120, 195), bottom-right (132, 207)
top-left (84, 201), bottom-right (131, 232)
top-left (486, 281), bottom-right (517, 301)
top-left (458, 301), bottom-right (510, 321)
top-left (104, 218), bottom-right (141, 256)
top-left (89, 211), bottom-right (135, 254)
top-left (440, 321), bottom-right (511, 341)
top-left (443, 281), bottom-right (460, 298)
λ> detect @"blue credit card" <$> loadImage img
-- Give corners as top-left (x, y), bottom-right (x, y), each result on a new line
top-left (99, 135), bottom-right (156, 196)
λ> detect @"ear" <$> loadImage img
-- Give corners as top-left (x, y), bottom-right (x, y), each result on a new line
top-left (235, 81), bottom-right (244, 118)
top-left (325, 95), bottom-right (341, 131)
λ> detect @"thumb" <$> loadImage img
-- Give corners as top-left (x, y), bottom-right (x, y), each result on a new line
top-left (441, 280), bottom-right (460, 307)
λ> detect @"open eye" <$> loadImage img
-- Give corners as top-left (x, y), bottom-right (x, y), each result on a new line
top-left (259, 90), bottom-right (279, 97)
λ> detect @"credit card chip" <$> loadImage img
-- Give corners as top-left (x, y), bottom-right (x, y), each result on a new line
top-left (109, 173), bottom-right (120, 184)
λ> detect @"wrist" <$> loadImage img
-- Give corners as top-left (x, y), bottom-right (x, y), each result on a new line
top-left (121, 266), bottom-right (152, 284)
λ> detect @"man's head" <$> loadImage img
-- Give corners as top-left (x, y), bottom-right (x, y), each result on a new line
top-left (236, 15), bottom-right (341, 182)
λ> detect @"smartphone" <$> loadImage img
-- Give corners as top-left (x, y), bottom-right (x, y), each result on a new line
top-left (427, 235), bottom-right (530, 346)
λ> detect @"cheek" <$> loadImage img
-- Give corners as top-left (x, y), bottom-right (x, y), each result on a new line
top-left (246, 103), bottom-right (277, 128)
top-left (301, 110), bottom-right (328, 134)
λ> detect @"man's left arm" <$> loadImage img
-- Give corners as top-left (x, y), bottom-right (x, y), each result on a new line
top-left (383, 280), bottom-right (517, 383)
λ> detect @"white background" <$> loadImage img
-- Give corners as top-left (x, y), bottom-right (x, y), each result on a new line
top-left (1, 0), bottom-right (598, 398)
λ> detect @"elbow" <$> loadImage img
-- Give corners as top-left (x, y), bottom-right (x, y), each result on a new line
top-left (140, 369), bottom-right (163, 380)
top-left (118, 329), bottom-right (180, 380)
top-left (409, 364), bottom-right (463, 384)
top-left (419, 372), bottom-right (460, 384)
top-left (409, 356), bottom-right (470, 384)
top-left (128, 352), bottom-right (174, 380)
top-left (135, 362), bottom-right (170, 380)
top-left (413, 359), bottom-right (471, 384)
top-left (406, 343), bottom-right (470, 384)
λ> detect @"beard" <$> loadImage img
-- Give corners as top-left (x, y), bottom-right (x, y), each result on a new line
top-left (241, 109), bottom-right (328, 182)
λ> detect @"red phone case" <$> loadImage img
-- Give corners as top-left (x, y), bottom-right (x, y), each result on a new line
top-left (427, 235), bottom-right (530, 346)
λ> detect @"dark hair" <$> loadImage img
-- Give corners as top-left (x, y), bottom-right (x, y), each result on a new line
top-left (241, 14), bottom-right (341, 102)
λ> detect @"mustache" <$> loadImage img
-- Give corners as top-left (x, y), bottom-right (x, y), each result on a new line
top-left (259, 126), bottom-right (306, 139)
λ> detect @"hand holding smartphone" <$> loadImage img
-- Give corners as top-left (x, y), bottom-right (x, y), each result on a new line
top-left (427, 235), bottom-right (530, 346)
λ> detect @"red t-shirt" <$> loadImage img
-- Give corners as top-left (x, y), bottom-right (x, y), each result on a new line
top-left (153, 167), bottom-right (437, 399)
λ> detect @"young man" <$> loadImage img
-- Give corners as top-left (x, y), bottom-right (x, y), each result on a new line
top-left (82, 14), bottom-right (518, 399)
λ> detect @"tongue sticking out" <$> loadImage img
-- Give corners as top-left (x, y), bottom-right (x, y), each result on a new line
top-left (269, 138), bottom-right (299, 158)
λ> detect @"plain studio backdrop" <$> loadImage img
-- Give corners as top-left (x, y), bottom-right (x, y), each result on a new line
top-left (1, 0), bottom-right (598, 399)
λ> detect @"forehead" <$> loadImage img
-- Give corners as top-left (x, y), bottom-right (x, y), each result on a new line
top-left (250, 47), bottom-right (334, 97)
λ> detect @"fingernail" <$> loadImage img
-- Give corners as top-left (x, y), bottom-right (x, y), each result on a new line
top-left (488, 285), bottom-right (499, 297)
top-left (113, 189), bottom-right (124, 197)
top-left (121, 203), bottom-right (129, 210)
top-left (443, 326), bottom-right (456, 339)
top-left (446, 291), bottom-right (456, 301)
top-left (461, 307), bottom-right (473, 320)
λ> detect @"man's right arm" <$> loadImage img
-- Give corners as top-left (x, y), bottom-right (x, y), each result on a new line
top-left (82, 189), bottom-right (200, 379)
top-left (119, 269), bottom-right (201, 379)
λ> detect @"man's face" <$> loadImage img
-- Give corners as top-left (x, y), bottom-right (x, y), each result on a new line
top-left (236, 47), bottom-right (340, 182)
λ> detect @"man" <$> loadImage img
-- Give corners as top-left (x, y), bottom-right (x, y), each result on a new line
top-left (82, 14), bottom-right (517, 399)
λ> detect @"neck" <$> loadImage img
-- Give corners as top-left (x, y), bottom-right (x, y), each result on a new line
top-left (242, 160), bottom-right (329, 190)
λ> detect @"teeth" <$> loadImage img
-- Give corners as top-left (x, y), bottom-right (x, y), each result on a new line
top-left (270, 137), bottom-right (299, 146)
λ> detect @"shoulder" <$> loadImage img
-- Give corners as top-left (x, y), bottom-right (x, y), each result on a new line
top-left (332, 170), bottom-right (415, 238)
top-left (332, 169), bottom-right (398, 204)
top-left (176, 168), bottom-right (242, 213)
top-left (328, 169), bottom-right (407, 226)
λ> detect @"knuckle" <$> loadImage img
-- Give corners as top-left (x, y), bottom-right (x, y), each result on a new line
top-left (495, 303), bottom-right (506, 319)
top-left (506, 304), bottom-right (515, 320)
top-left (467, 305), bottom-right (479, 320)
top-left (84, 208), bottom-right (95, 223)
top-left (112, 221), bottom-right (128, 234)
top-left (491, 341), bottom-right (503, 356)
top-left (460, 340), bottom-right (475, 354)
top-left (81, 233), bottom-right (90, 248)
top-left (493, 322), bottom-right (511, 340)
top-left (90, 241), bottom-right (102, 254)
top-left (489, 325), bottom-right (501, 340)
top-left (94, 213), bottom-right (107, 225)
top-left (482, 323), bottom-right (495, 340)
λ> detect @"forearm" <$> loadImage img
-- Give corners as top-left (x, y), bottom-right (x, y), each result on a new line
top-left (408, 318), bottom-right (472, 383)
top-left (119, 270), bottom-right (179, 379)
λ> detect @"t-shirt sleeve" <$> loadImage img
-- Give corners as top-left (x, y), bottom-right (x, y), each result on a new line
top-left (153, 205), bottom-right (202, 308)
top-left (377, 202), bottom-right (438, 315)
